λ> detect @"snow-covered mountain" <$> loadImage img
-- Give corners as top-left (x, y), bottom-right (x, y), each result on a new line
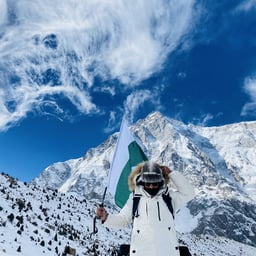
top-left (1, 171), bottom-right (255, 256)
top-left (33, 111), bottom-right (256, 250)
top-left (1, 111), bottom-right (255, 255)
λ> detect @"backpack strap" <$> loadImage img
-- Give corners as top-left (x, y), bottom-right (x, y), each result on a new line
top-left (162, 192), bottom-right (174, 219)
top-left (132, 191), bottom-right (174, 219)
top-left (132, 193), bottom-right (142, 220)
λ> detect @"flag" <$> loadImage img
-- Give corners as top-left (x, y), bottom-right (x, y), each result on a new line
top-left (108, 118), bottom-right (147, 208)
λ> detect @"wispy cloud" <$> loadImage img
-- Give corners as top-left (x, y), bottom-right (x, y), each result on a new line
top-left (236, 0), bottom-right (256, 12)
top-left (0, 0), bottom-right (7, 25)
top-left (192, 113), bottom-right (214, 126)
top-left (241, 77), bottom-right (256, 117)
top-left (124, 89), bottom-right (161, 123)
top-left (104, 110), bottom-right (122, 133)
top-left (0, 84), bottom-right (97, 132)
top-left (233, 1), bottom-right (256, 118)
top-left (0, 0), bottom-right (196, 131)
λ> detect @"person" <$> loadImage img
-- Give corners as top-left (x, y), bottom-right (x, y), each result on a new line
top-left (96, 161), bottom-right (195, 256)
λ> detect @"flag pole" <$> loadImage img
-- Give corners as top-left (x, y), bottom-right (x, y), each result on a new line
top-left (100, 186), bottom-right (107, 207)
top-left (92, 186), bottom-right (107, 235)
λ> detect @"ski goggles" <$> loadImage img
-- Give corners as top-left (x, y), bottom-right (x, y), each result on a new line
top-left (143, 181), bottom-right (162, 188)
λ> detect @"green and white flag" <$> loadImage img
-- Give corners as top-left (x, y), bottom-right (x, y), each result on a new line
top-left (108, 118), bottom-right (147, 208)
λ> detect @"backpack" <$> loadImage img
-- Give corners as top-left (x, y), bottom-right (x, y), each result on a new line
top-left (132, 191), bottom-right (174, 220)
top-left (115, 192), bottom-right (192, 256)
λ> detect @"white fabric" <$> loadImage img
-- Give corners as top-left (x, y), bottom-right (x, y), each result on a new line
top-left (107, 118), bottom-right (134, 196)
top-left (104, 171), bottom-right (195, 256)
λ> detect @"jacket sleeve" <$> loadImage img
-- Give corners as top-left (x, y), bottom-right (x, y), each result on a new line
top-left (103, 193), bottom-right (133, 228)
top-left (168, 171), bottom-right (195, 213)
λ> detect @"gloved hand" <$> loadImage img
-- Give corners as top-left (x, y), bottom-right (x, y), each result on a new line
top-left (160, 165), bottom-right (172, 177)
top-left (95, 206), bottom-right (108, 222)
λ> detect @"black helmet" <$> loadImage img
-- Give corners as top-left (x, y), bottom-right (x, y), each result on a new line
top-left (140, 162), bottom-right (164, 183)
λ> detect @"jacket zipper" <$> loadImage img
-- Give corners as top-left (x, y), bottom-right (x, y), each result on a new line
top-left (157, 202), bottom-right (161, 221)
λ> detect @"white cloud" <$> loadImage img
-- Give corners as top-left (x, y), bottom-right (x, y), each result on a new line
top-left (241, 77), bottom-right (256, 117)
top-left (0, 0), bottom-right (196, 131)
top-left (236, 0), bottom-right (256, 12)
top-left (177, 72), bottom-right (187, 79)
top-left (124, 89), bottom-right (161, 122)
top-left (197, 114), bottom-right (214, 126)
top-left (93, 85), bottom-right (116, 97)
top-left (0, 84), bottom-right (97, 132)
top-left (0, 0), bottom-right (7, 25)
top-left (186, 112), bottom-right (214, 127)
top-left (5, 0), bottom-right (195, 85)
top-left (104, 110), bottom-right (122, 133)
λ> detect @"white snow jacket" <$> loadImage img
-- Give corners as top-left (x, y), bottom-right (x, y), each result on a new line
top-left (104, 168), bottom-right (195, 256)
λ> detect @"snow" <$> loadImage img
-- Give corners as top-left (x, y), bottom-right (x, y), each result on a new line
top-left (175, 206), bottom-right (199, 233)
top-left (183, 233), bottom-right (256, 256)
top-left (1, 171), bottom-right (256, 256)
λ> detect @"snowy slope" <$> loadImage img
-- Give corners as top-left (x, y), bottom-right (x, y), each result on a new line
top-left (1, 173), bottom-right (256, 256)
top-left (0, 173), bottom-right (130, 256)
top-left (190, 121), bottom-right (256, 200)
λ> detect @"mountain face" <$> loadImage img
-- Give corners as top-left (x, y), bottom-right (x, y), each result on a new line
top-left (33, 111), bottom-right (256, 248)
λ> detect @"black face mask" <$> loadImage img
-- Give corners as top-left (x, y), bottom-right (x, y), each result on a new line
top-left (144, 187), bottom-right (160, 196)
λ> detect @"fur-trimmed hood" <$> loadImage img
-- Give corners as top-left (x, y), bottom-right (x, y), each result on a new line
top-left (128, 161), bottom-right (170, 191)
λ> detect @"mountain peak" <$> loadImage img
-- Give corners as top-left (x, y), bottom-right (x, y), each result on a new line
top-left (33, 112), bottom-right (256, 248)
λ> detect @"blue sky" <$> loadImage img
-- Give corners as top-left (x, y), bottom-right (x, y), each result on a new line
top-left (1, 0), bottom-right (256, 182)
